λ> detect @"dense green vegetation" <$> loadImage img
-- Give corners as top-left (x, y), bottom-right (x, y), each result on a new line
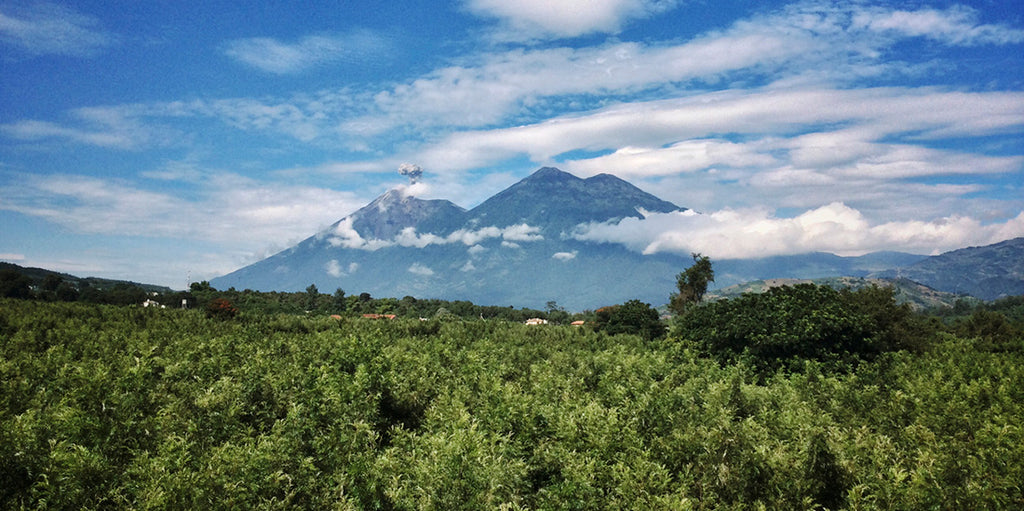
top-left (676, 284), bottom-right (935, 376)
top-left (2, 291), bottom-right (1022, 509)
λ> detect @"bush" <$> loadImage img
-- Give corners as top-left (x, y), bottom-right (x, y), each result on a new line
top-left (205, 297), bottom-right (238, 320)
top-left (676, 283), bottom-right (930, 373)
top-left (593, 299), bottom-right (665, 341)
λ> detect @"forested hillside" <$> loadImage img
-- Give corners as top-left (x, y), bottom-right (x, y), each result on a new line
top-left (2, 296), bottom-right (1022, 509)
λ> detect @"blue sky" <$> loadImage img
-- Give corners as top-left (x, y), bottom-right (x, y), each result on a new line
top-left (1, 0), bottom-right (1022, 289)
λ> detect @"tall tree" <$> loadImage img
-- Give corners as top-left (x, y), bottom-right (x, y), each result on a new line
top-left (305, 284), bottom-right (320, 311)
top-left (332, 288), bottom-right (347, 313)
top-left (669, 253), bottom-right (714, 315)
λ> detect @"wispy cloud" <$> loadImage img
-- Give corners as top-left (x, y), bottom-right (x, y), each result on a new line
top-left (342, 1), bottom-right (1024, 139)
top-left (0, 169), bottom-right (365, 249)
top-left (416, 87), bottom-right (1024, 173)
top-left (852, 4), bottom-right (1024, 46)
top-left (464, 0), bottom-right (681, 40)
top-left (0, 104), bottom-right (178, 150)
top-left (0, 2), bottom-right (115, 56)
top-left (223, 30), bottom-right (389, 74)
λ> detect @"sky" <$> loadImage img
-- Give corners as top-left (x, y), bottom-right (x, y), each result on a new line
top-left (1, 0), bottom-right (1023, 289)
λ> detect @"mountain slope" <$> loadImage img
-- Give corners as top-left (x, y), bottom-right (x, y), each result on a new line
top-left (212, 168), bottom-right (687, 309)
top-left (211, 167), bottom-right (1022, 309)
top-left (872, 237), bottom-right (1024, 300)
top-left (708, 276), bottom-right (972, 311)
top-left (466, 167), bottom-right (682, 234)
top-left (347, 189), bottom-right (467, 239)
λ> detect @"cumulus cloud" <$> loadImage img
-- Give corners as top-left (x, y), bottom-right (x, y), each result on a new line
top-left (552, 251), bottom-right (577, 261)
top-left (223, 30), bottom-right (389, 74)
top-left (408, 262), bottom-right (435, 276)
top-left (0, 2), bottom-right (115, 56)
top-left (325, 260), bottom-right (343, 277)
top-left (573, 204), bottom-right (1024, 259)
top-left (325, 222), bottom-right (544, 250)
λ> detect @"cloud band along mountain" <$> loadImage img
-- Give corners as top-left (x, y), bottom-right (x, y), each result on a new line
top-left (212, 168), bottom-right (1023, 310)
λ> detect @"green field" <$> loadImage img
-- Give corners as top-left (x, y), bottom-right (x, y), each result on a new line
top-left (2, 296), bottom-right (1022, 509)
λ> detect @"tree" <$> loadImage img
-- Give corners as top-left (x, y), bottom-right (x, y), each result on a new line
top-left (305, 284), bottom-right (320, 311)
top-left (0, 269), bottom-right (32, 299)
top-left (594, 299), bottom-right (666, 341)
top-left (41, 274), bottom-right (63, 293)
top-left (55, 282), bottom-right (79, 302)
top-left (205, 297), bottom-right (238, 320)
top-left (676, 283), bottom-right (929, 374)
top-left (190, 280), bottom-right (213, 293)
top-left (545, 300), bottom-right (570, 324)
top-left (332, 288), bottom-right (347, 314)
top-left (668, 253), bottom-right (715, 315)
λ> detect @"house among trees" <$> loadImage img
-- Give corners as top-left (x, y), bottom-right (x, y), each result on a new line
top-left (525, 318), bottom-right (548, 325)
top-left (362, 313), bottom-right (396, 320)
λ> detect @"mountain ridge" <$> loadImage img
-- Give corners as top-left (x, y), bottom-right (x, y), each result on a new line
top-left (871, 237), bottom-right (1024, 300)
top-left (211, 167), bottom-right (1024, 309)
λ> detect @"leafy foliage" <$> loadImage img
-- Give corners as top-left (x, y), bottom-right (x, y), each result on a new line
top-left (205, 297), bottom-right (238, 320)
top-left (676, 283), bottom-right (932, 374)
top-left (593, 299), bottom-right (666, 341)
top-left (668, 253), bottom-right (714, 315)
top-left (1, 297), bottom-right (1022, 509)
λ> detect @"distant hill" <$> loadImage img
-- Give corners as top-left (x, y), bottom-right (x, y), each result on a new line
top-left (0, 262), bottom-right (174, 294)
top-left (871, 237), bottom-right (1024, 300)
top-left (708, 276), bottom-right (976, 311)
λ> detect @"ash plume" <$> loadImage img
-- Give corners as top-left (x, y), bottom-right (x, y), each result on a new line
top-left (398, 163), bottom-right (423, 184)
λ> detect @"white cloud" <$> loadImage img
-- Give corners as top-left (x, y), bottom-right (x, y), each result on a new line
top-left (460, 260), bottom-right (476, 272)
top-left (342, 1), bottom-right (1024, 140)
top-left (223, 30), bottom-right (389, 74)
top-left (415, 86), bottom-right (1024, 178)
top-left (0, 170), bottom-right (365, 248)
top-left (325, 260), bottom-right (343, 277)
top-left (573, 204), bottom-right (1024, 259)
top-left (0, 253), bottom-right (26, 261)
top-left (464, 0), bottom-right (680, 39)
top-left (0, 2), bottom-right (115, 56)
top-left (0, 119), bottom-right (136, 149)
top-left (500, 224), bottom-right (544, 241)
top-left (327, 223), bottom-right (544, 251)
top-left (467, 244), bottom-right (487, 256)
top-left (852, 5), bottom-right (1024, 46)
top-left (408, 262), bottom-right (435, 276)
top-left (565, 139), bottom-right (778, 178)
top-left (552, 251), bottom-right (577, 261)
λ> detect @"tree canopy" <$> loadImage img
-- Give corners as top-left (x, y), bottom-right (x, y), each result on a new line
top-left (668, 253), bottom-right (714, 315)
